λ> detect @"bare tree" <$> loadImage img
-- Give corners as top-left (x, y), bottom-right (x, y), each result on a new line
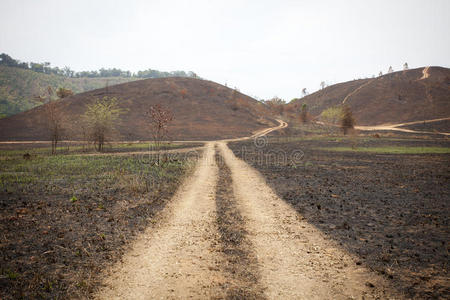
top-left (301, 88), bottom-right (308, 97)
top-left (38, 86), bottom-right (66, 154)
top-left (146, 104), bottom-right (174, 164)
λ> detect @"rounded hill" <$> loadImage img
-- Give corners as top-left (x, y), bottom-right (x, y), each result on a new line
top-left (0, 77), bottom-right (275, 141)
top-left (291, 66), bottom-right (450, 125)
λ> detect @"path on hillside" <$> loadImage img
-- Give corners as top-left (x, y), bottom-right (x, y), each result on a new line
top-left (419, 66), bottom-right (430, 80)
top-left (355, 117), bottom-right (450, 136)
top-left (342, 79), bottom-right (375, 105)
top-left (95, 120), bottom-right (397, 299)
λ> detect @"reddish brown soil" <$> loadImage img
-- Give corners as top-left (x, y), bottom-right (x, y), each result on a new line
top-left (0, 77), bottom-right (275, 141)
top-left (290, 67), bottom-right (450, 126)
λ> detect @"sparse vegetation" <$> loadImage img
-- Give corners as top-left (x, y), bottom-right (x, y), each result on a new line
top-left (263, 97), bottom-right (286, 116)
top-left (56, 87), bottom-right (73, 99)
top-left (320, 106), bottom-right (342, 134)
top-left (0, 53), bottom-right (200, 118)
top-left (82, 96), bottom-right (125, 152)
top-left (299, 103), bottom-right (309, 124)
top-left (0, 145), bottom-right (197, 299)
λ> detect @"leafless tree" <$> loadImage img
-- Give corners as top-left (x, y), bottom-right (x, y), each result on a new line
top-left (38, 86), bottom-right (66, 154)
top-left (302, 88), bottom-right (308, 97)
top-left (146, 104), bottom-right (174, 164)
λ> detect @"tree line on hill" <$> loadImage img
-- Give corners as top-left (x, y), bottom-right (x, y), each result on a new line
top-left (0, 53), bottom-right (198, 79)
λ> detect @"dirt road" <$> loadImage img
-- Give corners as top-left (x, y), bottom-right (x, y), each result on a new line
top-left (96, 143), bottom-right (223, 299)
top-left (342, 79), bottom-right (375, 105)
top-left (419, 66), bottom-right (430, 80)
top-left (95, 120), bottom-right (399, 299)
top-left (355, 117), bottom-right (450, 136)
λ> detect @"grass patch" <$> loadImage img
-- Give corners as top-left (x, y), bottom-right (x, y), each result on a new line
top-left (0, 145), bottom-right (198, 299)
top-left (0, 153), bottom-right (193, 195)
top-left (316, 146), bottom-right (450, 154)
top-left (0, 142), bottom-right (199, 157)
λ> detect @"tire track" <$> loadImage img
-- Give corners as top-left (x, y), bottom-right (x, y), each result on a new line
top-left (214, 148), bottom-right (265, 299)
top-left (95, 143), bottom-right (223, 299)
top-left (218, 141), bottom-right (399, 299)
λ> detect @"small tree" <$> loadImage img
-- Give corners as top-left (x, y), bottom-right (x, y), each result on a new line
top-left (320, 81), bottom-right (326, 89)
top-left (340, 105), bottom-right (355, 135)
top-left (38, 86), bottom-right (66, 154)
top-left (300, 103), bottom-right (308, 124)
top-left (146, 104), bottom-right (173, 164)
top-left (82, 96), bottom-right (124, 151)
top-left (56, 87), bottom-right (73, 98)
top-left (378, 71), bottom-right (383, 77)
top-left (320, 106), bottom-right (342, 134)
top-left (403, 62), bottom-right (409, 70)
top-left (388, 66), bottom-right (394, 73)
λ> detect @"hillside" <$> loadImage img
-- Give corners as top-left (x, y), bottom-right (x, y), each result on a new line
top-left (291, 66), bottom-right (450, 125)
top-left (0, 66), bottom-right (139, 118)
top-left (0, 77), bottom-right (275, 141)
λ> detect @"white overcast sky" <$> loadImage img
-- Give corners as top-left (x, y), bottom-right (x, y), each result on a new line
top-left (1, 0), bottom-right (449, 100)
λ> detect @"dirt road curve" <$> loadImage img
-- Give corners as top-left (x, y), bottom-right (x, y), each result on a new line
top-left (96, 120), bottom-right (398, 299)
top-left (355, 117), bottom-right (450, 136)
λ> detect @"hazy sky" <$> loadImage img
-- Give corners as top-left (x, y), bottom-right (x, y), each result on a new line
top-left (1, 0), bottom-right (449, 100)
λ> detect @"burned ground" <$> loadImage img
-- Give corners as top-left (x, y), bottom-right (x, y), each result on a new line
top-left (0, 150), bottom-right (198, 299)
top-left (229, 136), bottom-right (450, 299)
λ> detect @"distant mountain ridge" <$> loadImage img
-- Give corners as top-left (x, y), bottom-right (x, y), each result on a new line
top-left (0, 53), bottom-right (198, 118)
top-left (0, 65), bottom-right (140, 118)
top-left (291, 66), bottom-right (450, 125)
